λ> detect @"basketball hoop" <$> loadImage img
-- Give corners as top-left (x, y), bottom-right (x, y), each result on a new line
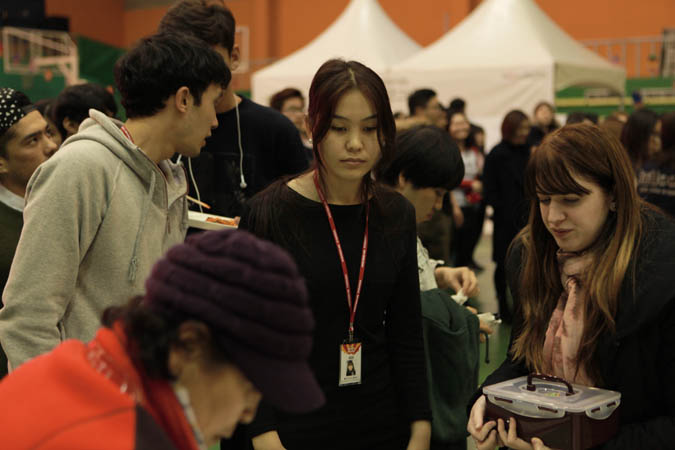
top-left (2, 26), bottom-right (80, 85)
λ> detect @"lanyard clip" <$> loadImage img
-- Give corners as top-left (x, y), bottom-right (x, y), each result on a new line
top-left (348, 325), bottom-right (354, 344)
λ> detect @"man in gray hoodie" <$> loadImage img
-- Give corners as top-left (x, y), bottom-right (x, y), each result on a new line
top-left (0, 33), bottom-right (231, 370)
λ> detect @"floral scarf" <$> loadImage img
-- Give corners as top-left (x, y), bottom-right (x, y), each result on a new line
top-left (541, 250), bottom-right (594, 386)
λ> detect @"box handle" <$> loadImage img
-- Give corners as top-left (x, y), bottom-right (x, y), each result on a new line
top-left (526, 373), bottom-right (574, 396)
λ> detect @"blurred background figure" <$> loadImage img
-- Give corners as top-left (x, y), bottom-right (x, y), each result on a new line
top-left (637, 111), bottom-right (675, 217)
top-left (449, 97), bottom-right (485, 155)
top-left (270, 87), bottom-right (312, 161)
top-left (448, 110), bottom-right (486, 271)
top-left (566, 111), bottom-right (596, 125)
top-left (600, 111), bottom-right (627, 142)
top-left (407, 88), bottom-right (448, 130)
top-left (467, 124), bottom-right (485, 155)
top-left (527, 101), bottom-right (559, 148)
top-left (621, 108), bottom-right (661, 172)
top-left (482, 110), bottom-right (531, 324)
top-left (52, 83), bottom-right (118, 143)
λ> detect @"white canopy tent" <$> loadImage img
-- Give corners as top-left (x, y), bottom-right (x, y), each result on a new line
top-left (390, 0), bottom-right (626, 149)
top-left (251, 0), bottom-right (420, 107)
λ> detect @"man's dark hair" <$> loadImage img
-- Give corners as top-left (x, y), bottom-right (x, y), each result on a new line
top-left (269, 88), bottom-right (304, 112)
top-left (376, 125), bottom-right (464, 191)
top-left (158, 0), bottom-right (236, 54)
top-left (566, 111), bottom-right (589, 125)
top-left (52, 83), bottom-right (117, 138)
top-left (584, 112), bottom-right (599, 125)
top-left (34, 98), bottom-right (55, 123)
top-left (407, 88), bottom-right (437, 116)
top-left (449, 97), bottom-right (466, 113)
top-left (114, 33), bottom-right (231, 119)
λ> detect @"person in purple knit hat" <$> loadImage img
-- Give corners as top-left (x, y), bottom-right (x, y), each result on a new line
top-left (0, 229), bottom-right (324, 450)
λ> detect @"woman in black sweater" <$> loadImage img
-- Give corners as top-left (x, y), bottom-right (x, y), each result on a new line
top-left (482, 110), bottom-right (531, 323)
top-left (239, 59), bottom-right (431, 450)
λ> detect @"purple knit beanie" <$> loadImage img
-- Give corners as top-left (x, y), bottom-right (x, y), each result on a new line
top-left (145, 229), bottom-right (324, 413)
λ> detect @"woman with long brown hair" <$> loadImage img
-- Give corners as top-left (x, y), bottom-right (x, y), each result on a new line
top-left (240, 59), bottom-right (431, 449)
top-left (468, 124), bottom-right (675, 450)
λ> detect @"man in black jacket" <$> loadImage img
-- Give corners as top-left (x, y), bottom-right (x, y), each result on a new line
top-left (159, 0), bottom-right (309, 218)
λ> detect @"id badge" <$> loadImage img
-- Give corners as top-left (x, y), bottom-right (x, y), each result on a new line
top-left (339, 340), bottom-right (362, 386)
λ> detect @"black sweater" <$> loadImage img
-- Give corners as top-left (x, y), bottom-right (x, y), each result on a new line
top-left (471, 210), bottom-right (675, 449)
top-left (239, 184), bottom-right (431, 449)
top-left (185, 97), bottom-right (309, 217)
top-left (482, 140), bottom-right (530, 263)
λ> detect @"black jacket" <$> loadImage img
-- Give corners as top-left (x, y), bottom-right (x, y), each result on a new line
top-left (472, 210), bottom-right (675, 449)
top-left (482, 140), bottom-right (530, 263)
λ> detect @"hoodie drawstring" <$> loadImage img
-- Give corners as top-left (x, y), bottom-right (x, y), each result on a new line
top-left (128, 171), bottom-right (156, 282)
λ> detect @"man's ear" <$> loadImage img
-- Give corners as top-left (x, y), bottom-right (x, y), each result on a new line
top-left (397, 173), bottom-right (410, 190)
top-left (0, 155), bottom-right (8, 175)
top-left (229, 44), bottom-right (241, 72)
top-left (63, 117), bottom-right (79, 137)
top-left (174, 87), bottom-right (192, 113)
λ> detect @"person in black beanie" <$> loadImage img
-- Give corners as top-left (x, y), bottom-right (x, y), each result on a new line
top-left (0, 229), bottom-right (324, 449)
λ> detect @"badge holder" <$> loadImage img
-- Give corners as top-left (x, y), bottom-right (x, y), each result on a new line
top-left (339, 337), bottom-right (362, 386)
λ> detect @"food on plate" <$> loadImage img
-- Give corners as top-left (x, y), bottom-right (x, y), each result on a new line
top-left (205, 216), bottom-right (237, 226)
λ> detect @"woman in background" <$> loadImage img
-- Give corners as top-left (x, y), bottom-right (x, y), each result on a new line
top-left (526, 101), bottom-right (559, 149)
top-left (482, 110), bottom-right (531, 323)
top-left (621, 108), bottom-right (661, 171)
top-left (637, 111), bottom-right (675, 217)
top-left (447, 110), bottom-right (486, 270)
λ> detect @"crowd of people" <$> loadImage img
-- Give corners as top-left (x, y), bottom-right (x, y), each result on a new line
top-left (0, 0), bottom-right (673, 449)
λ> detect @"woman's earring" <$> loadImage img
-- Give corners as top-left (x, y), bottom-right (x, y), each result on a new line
top-left (609, 201), bottom-right (617, 212)
top-left (308, 138), bottom-right (313, 144)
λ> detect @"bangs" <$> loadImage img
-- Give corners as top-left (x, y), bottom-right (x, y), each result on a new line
top-left (526, 145), bottom-right (591, 198)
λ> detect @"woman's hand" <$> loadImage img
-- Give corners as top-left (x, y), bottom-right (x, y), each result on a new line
top-left (496, 417), bottom-right (556, 450)
top-left (406, 420), bottom-right (431, 450)
top-left (435, 266), bottom-right (479, 297)
top-left (478, 319), bottom-right (494, 342)
top-left (251, 431), bottom-right (287, 450)
top-left (467, 395), bottom-right (500, 450)
top-left (472, 180), bottom-right (483, 194)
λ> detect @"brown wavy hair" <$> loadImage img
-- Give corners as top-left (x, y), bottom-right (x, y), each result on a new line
top-left (511, 124), bottom-right (643, 384)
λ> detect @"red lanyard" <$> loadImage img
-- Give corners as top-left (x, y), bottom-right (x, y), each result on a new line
top-left (120, 125), bottom-right (134, 144)
top-left (313, 171), bottom-right (369, 341)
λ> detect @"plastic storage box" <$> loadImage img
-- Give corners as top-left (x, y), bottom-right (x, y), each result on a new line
top-left (483, 374), bottom-right (621, 450)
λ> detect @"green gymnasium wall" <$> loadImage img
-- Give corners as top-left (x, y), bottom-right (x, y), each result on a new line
top-left (555, 77), bottom-right (675, 116)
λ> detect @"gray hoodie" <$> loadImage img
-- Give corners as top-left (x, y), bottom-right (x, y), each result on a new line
top-left (0, 110), bottom-right (188, 369)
